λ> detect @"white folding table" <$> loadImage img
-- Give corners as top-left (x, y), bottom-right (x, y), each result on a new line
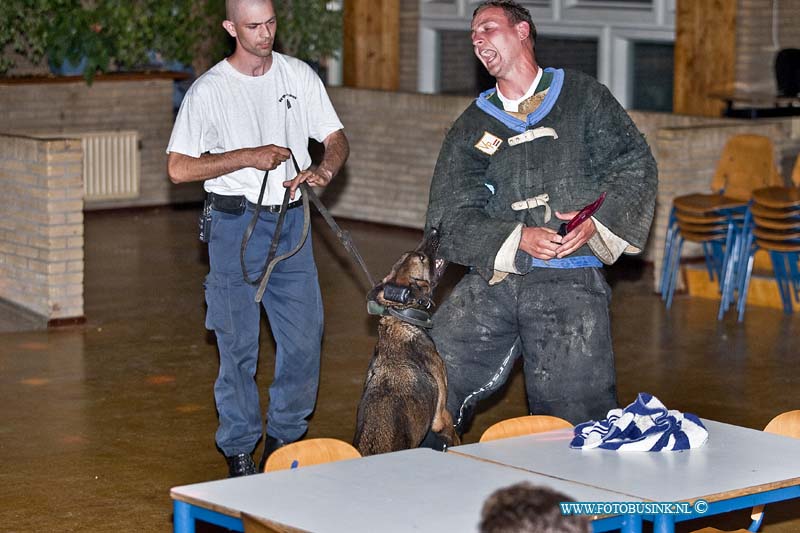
top-left (450, 419), bottom-right (800, 533)
top-left (171, 447), bottom-right (641, 532)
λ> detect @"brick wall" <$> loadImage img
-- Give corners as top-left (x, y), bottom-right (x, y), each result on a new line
top-left (0, 75), bottom-right (204, 210)
top-left (0, 134), bottom-right (84, 321)
top-left (439, 30), bottom-right (486, 95)
top-left (648, 117), bottom-right (800, 290)
top-left (737, 0), bottom-right (800, 94)
top-left (399, 0), bottom-right (419, 93)
top-left (325, 87), bottom-right (471, 228)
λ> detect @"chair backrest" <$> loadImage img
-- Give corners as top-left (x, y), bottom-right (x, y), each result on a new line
top-left (740, 410), bottom-right (800, 528)
top-left (479, 415), bottom-right (573, 443)
top-left (263, 438), bottom-right (361, 473)
top-left (763, 410), bottom-right (800, 438)
top-left (710, 135), bottom-right (783, 201)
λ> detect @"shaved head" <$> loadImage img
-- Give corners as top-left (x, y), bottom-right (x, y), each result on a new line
top-left (226, 0), bottom-right (274, 22)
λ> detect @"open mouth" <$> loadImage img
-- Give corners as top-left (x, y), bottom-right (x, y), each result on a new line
top-left (478, 48), bottom-right (497, 64)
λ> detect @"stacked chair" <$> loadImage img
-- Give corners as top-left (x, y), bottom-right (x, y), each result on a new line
top-left (660, 135), bottom-right (784, 319)
top-left (735, 156), bottom-right (800, 320)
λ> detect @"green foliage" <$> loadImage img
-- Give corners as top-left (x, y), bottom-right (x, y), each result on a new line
top-left (0, 0), bottom-right (202, 83)
top-left (0, 0), bottom-right (49, 72)
top-left (0, 0), bottom-right (342, 84)
top-left (273, 0), bottom-right (342, 63)
top-left (203, 0), bottom-right (236, 66)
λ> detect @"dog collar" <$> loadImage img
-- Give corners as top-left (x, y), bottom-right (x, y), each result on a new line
top-left (367, 300), bottom-right (433, 329)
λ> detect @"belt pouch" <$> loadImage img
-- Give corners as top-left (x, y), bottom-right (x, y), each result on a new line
top-left (209, 193), bottom-right (247, 215)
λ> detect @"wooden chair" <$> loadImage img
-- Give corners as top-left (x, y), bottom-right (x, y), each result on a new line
top-left (660, 135), bottom-right (782, 318)
top-left (241, 439), bottom-right (361, 532)
top-left (479, 415), bottom-right (573, 443)
top-left (708, 135), bottom-right (783, 202)
top-left (692, 411), bottom-right (800, 533)
top-left (262, 437), bottom-right (361, 473)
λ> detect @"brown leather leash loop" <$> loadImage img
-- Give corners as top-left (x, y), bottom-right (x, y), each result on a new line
top-left (240, 166), bottom-right (291, 287)
top-left (242, 152), bottom-right (376, 303)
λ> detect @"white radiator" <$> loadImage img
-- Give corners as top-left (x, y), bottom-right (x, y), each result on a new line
top-left (76, 131), bottom-right (140, 201)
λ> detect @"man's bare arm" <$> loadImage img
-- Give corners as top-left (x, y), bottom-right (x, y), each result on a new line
top-left (315, 129), bottom-right (350, 183)
top-left (167, 145), bottom-right (291, 184)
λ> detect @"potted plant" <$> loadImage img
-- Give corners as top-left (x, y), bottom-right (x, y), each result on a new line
top-left (45, 0), bottom-right (117, 80)
top-left (0, 0), bottom-right (201, 83)
top-left (1, 0), bottom-right (341, 84)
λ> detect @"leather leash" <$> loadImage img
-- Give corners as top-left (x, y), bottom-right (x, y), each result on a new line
top-left (241, 152), bottom-right (377, 303)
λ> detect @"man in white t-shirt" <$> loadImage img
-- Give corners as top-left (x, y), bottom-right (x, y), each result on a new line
top-left (166, 0), bottom-right (349, 477)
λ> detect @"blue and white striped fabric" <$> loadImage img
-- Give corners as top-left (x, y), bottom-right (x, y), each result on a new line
top-left (570, 393), bottom-right (708, 451)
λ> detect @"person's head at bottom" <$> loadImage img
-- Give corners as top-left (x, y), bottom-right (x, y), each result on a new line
top-left (479, 482), bottom-right (590, 533)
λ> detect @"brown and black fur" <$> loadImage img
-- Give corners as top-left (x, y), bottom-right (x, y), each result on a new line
top-left (353, 230), bottom-right (460, 456)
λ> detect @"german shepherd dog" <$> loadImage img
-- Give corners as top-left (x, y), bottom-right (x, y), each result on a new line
top-left (353, 230), bottom-right (460, 456)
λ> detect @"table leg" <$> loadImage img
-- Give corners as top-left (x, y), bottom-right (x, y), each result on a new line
top-left (173, 500), bottom-right (195, 533)
top-left (620, 513), bottom-right (642, 533)
top-left (653, 513), bottom-right (675, 533)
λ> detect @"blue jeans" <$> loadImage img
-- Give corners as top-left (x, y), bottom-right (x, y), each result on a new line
top-left (205, 205), bottom-right (322, 456)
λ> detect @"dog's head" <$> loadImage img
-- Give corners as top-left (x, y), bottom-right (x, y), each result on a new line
top-left (368, 229), bottom-right (448, 311)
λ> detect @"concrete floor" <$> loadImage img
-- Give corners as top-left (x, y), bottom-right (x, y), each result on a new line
top-left (1, 206), bottom-right (798, 532)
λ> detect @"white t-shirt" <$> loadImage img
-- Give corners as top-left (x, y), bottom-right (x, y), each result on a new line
top-left (167, 53), bottom-right (344, 204)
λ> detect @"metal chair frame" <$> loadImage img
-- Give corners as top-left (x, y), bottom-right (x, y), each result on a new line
top-left (661, 205), bottom-right (747, 319)
top-left (735, 202), bottom-right (800, 320)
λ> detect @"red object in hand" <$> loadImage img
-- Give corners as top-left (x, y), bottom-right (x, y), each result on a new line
top-left (557, 192), bottom-right (607, 237)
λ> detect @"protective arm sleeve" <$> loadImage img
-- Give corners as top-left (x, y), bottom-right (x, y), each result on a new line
top-left (585, 86), bottom-right (658, 252)
top-left (425, 121), bottom-right (521, 268)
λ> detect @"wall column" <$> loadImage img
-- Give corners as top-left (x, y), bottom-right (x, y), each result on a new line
top-left (673, 0), bottom-right (737, 117)
top-left (343, 0), bottom-right (400, 90)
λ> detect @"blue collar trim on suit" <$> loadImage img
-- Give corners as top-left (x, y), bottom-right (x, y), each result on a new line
top-left (475, 68), bottom-right (564, 133)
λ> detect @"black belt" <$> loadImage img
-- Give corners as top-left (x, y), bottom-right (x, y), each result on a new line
top-left (208, 192), bottom-right (303, 215)
top-left (256, 198), bottom-right (303, 213)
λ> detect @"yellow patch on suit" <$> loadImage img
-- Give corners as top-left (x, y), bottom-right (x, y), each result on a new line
top-left (475, 131), bottom-right (503, 156)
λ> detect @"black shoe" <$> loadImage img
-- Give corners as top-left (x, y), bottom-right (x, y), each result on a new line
top-left (258, 435), bottom-right (288, 471)
top-left (225, 453), bottom-right (257, 478)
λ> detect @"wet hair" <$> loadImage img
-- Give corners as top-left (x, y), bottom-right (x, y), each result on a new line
top-left (479, 482), bottom-right (590, 533)
top-left (473, 0), bottom-right (537, 48)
